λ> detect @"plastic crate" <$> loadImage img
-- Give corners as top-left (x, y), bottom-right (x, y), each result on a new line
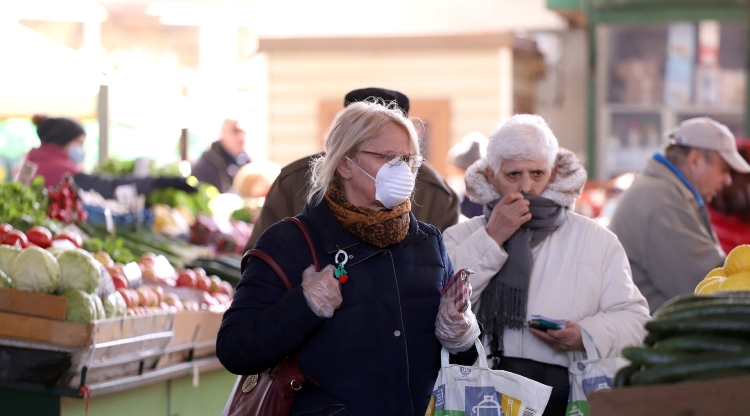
top-left (84, 204), bottom-right (154, 227)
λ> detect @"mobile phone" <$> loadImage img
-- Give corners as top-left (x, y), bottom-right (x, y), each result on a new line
top-left (527, 318), bottom-right (561, 332)
top-left (441, 268), bottom-right (472, 313)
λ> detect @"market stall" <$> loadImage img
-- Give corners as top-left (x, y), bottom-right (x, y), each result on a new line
top-left (0, 171), bottom-right (257, 416)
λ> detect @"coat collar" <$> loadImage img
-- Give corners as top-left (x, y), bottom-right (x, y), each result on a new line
top-left (302, 199), bottom-right (426, 256)
top-left (643, 157), bottom-right (701, 207)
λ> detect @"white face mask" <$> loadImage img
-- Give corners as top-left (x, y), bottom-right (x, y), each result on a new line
top-left (347, 156), bottom-right (416, 209)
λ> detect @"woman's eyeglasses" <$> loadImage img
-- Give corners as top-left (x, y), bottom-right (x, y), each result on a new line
top-left (360, 151), bottom-right (424, 169)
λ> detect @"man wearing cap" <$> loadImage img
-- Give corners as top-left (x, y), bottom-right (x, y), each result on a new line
top-left (244, 87), bottom-right (460, 250)
top-left (610, 117), bottom-right (750, 312)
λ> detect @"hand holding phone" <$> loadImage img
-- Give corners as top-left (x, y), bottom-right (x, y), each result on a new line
top-left (441, 268), bottom-right (473, 313)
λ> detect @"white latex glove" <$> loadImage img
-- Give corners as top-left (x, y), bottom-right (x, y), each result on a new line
top-left (301, 264), bottom-right (342, 318)
top-left (435, 293), bottom-right (481, 353)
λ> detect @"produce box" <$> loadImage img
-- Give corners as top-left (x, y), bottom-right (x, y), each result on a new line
top-left (0, 287), bottom-right (67, 320)
top-left (589, 374), bottom-right (750, 415)
top-left (156, 310), bottom-right (223, 368)
top-left (0, 310), bottom-right (175, 387)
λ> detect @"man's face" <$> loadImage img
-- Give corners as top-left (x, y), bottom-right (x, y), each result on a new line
top-left (221, 119), bottom-right (247, 158)
top-left (690, 150), bottom-right (732, 203)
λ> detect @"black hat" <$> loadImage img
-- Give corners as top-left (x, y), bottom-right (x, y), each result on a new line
top-left (344, 87), bottom-right (410, 116)
top-left (32, 115), bottom-right (86, 146)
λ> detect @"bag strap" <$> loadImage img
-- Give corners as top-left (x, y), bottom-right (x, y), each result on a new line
top-left (240, 217), bottom-right (319, 292)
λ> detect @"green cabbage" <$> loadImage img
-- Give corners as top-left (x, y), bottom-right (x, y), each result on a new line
top-left (0, 245), bottom-right (21, 275)
top-left (92, 294), bottom-right (106, 320)
top-left (58, 249), bottom-right (101, 294)
top-left (47, 247), bottom-right (68, 258)
top-left (11, 247), bottom-right (60, 293)
top-left (0, 269), bottom-right (11, 288)
top-left (61, 288), bottom-right (97, 323)
top-left (104, 291), bottom-right (127, 318)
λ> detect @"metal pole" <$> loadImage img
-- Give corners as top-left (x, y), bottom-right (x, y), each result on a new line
top-left (97, 84), bottom-right (110, 166)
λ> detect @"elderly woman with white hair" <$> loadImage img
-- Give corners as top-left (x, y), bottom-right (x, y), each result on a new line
top-left (218, 100), bottom-right (480, 415)
top-left (443, 114), bottom-right (650, 415)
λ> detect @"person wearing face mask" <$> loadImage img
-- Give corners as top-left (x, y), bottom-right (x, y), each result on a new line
top-left (609, 117), bottom-right (750, 313)
top-left (25, 114), bottom-right (197, 199)
top-left (217, 100), bottom-right (480, 415)
top-left (243, 87), bottom-right (460, 251)
top-left (442, 114), bottom-right (649, 416)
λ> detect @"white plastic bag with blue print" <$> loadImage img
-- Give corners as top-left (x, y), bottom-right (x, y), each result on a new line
top-left (565, 331), bottom-right (629, 416)
top-left (425, 340), bottom-right (552, 416)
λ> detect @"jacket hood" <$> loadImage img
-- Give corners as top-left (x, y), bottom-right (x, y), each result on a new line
top-left (464, 147), bottom-right (587, 209)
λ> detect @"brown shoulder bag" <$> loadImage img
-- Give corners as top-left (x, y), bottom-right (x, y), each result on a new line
top-left (222, 217), bottom-right (320, 416)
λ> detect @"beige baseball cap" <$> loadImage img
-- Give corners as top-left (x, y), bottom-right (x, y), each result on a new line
top-left (666, 117), bottom-right (750, 173)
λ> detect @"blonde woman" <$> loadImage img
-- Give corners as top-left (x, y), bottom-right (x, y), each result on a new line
top-left (217, 100), bottom-right (480, 415)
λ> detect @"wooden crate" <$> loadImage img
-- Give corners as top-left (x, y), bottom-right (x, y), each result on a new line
top-left (0, 287), bottom-right (67, 320)
top-left (156, 310), bottom-right (223, 368)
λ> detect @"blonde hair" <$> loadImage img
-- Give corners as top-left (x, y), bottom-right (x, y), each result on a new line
top-left (307, 100), bottom-right (420, 205)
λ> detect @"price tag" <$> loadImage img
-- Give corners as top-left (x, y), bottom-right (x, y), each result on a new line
top-left (16, 160), bottom-right (39, 186)
top-left (133, 157), bottom-right (151, 178)
top-left (104, 207), bottom-right (115, 237)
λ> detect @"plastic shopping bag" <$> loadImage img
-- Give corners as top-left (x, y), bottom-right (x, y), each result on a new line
top-left (565, 332), bottom-right (629, 416)
top-left (426, 340), bottom-right (552, 416)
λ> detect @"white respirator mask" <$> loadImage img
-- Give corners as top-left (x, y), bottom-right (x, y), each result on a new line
top-left (346, 156), bottom-right (416, 209)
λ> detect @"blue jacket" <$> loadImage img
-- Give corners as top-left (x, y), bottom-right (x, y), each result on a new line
top-left (217, 200), bottom-right (454, 415)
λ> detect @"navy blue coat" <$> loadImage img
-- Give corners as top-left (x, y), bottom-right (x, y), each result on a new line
top-left (217, 200), bottom-right (454, 415)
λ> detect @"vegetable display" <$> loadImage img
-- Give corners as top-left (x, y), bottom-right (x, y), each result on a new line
top-left (615, 291), bottom-right (750, 387)
top-left (58, 249), bottom-right (101, 294)
top-left (10, 246), bottom-right (60, 294)
top-left (0, 177), bottom-right (48, 228)
top-left (48, 176), bottom-right (87, 224)
top-left (60, 288), bottom-right (97, 324)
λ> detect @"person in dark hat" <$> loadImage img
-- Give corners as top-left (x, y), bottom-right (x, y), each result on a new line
top-left (25, 114), bottom-right (196, 198)
top-left (446, 131), bottom-right (488, 219)
top-left (243, 87), bottom-right (460, 250)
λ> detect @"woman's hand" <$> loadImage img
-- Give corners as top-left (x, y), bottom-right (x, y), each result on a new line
top-left (301, 264), bottom-right (342, 318)
top-left (485, 193), bottom-right (531, 247)
top-left (528, 320), bottom-right (584, 351)
top-left (435, 292), bottom-right (481, 354)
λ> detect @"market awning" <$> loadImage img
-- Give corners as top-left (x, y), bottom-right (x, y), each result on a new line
top-left (0, 23), bottom-right (101, 117)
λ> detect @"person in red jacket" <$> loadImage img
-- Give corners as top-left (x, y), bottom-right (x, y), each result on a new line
top-left (25, 114), bottom-right (196, 198)
top-left (709, 140), bottom-right (750, 253)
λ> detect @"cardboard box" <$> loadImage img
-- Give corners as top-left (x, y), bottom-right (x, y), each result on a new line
top-left (589, 374), bottom-right (750, 415)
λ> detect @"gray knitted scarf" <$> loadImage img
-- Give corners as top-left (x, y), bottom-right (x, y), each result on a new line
top-left (477, 193), bottom-right (568, 361)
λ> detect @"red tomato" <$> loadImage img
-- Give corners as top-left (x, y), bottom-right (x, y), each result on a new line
top-left (4, 230), bottom-right (28, 248)
top-left (53, 231), bottom-right (82, 248)
top-left (26, 226), bottom-right (52, 249)
top-left (0, 224), bottom-right (13, 244)
top-left (111, 273), bottom-right (129, 290)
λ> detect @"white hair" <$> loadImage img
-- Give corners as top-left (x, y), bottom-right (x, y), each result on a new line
top-left (486, 114), bottom-right (559, 173)
top-left (306, 100), bottom-right (420, 205)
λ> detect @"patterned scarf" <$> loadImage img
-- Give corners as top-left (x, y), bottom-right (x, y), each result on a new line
top-left (477, 193), bottom-right (568, 362)
top-left (324, 184), bottom-right (411, 248)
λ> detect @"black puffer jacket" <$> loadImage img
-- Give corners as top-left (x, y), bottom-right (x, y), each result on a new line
top-left (217, 199), bottom-right (458, 415)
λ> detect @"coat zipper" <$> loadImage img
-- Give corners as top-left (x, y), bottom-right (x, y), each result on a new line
top-left (386, 250), bottom-right (414, 415)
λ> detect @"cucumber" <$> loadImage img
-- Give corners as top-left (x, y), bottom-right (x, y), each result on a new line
top-left (643, 332), bottom-right (660, 346)
top-left (645, 315), bottom-right (750, 339)
top-left (630, 352), bottom-right (750, 385)
top-left (680, 368), bottom-right (750, 383)
top-left (656, 292), bottom-right (750, 316)
top-left (613, 363), bottom-right (641, 388)
top-left (655, 302), bottom-right (750, 321)
top-left (621, 347), bottom-right (691, 366)
top-left (653, 335), bottom-right (750, 354)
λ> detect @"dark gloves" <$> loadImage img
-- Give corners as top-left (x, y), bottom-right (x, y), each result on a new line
top-left (153, 176), bottom-right (199, 194)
